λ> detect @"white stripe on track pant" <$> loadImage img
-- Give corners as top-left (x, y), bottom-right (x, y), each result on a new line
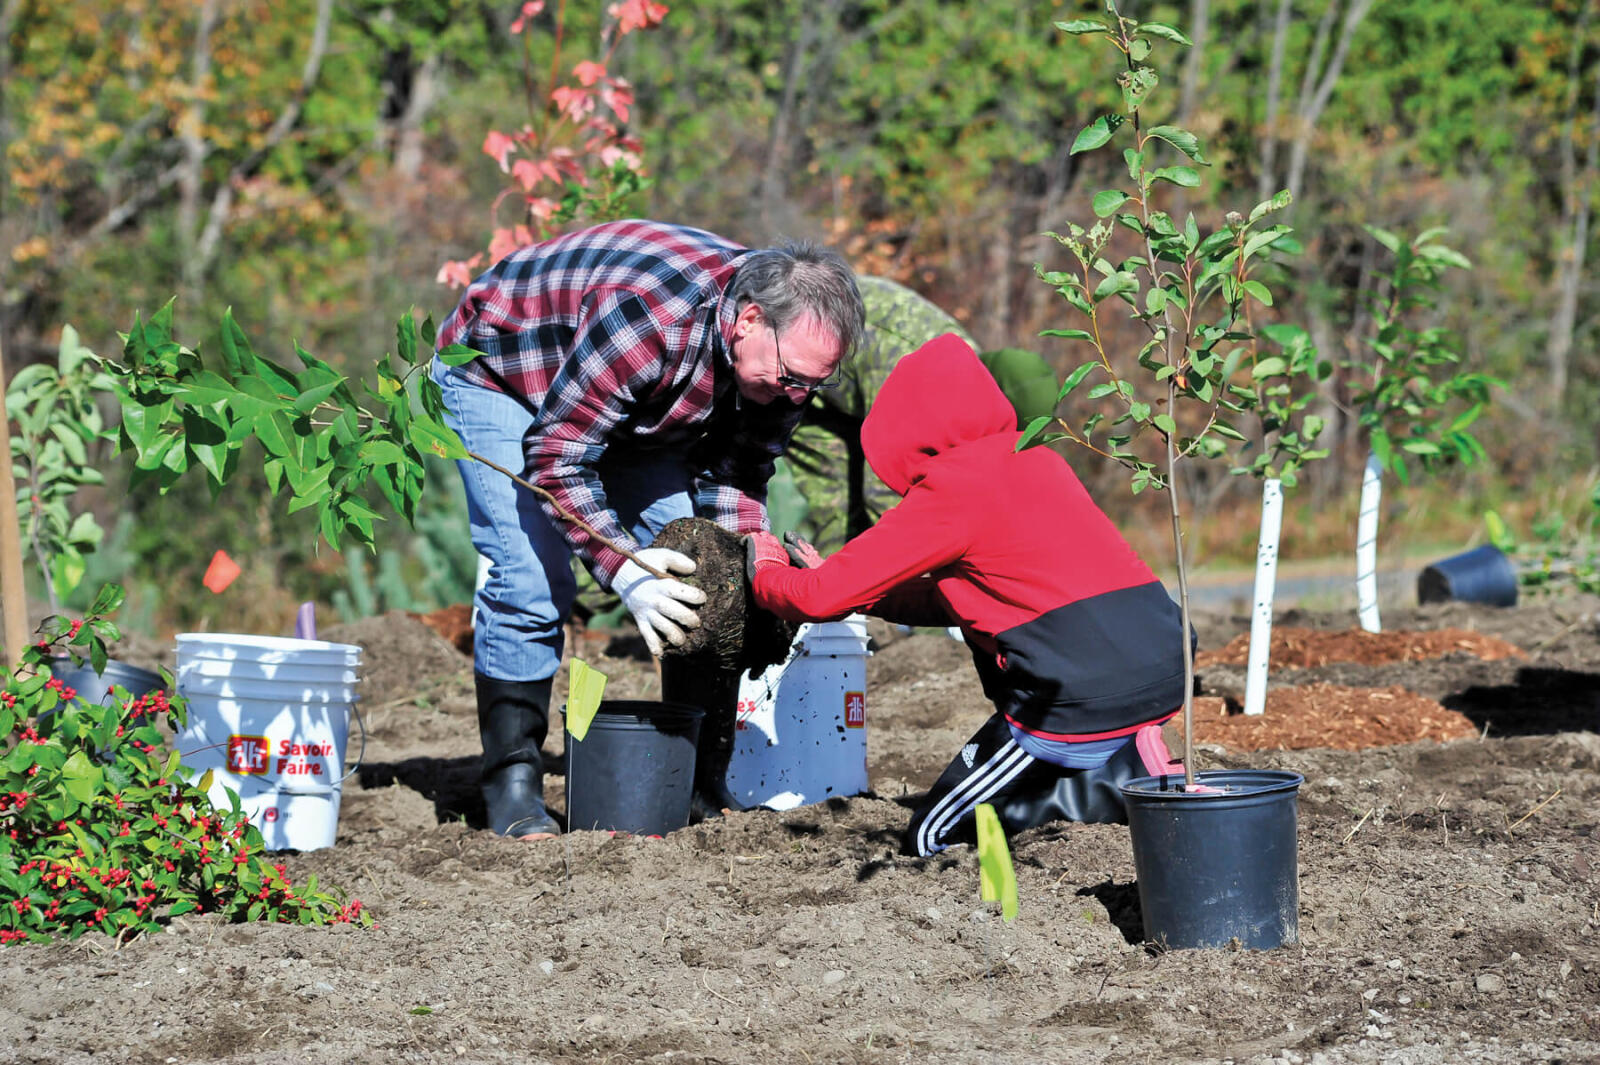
top-left (907, 715), bottom-right (1040, 857)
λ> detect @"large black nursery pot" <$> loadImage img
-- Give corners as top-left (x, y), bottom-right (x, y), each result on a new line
top-left (48, 656), bottom-right (165, 707)
top-left (1121, 769), bottom-right (1304, 950)
top-left (565, 700), bottom-right (705, 836)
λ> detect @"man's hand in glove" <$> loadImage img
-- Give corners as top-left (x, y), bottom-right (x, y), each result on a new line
top-left (782, 531), bottom-right (824, 569)
top-left (745, 531), bottom-right (789, 581)
top-left (613, 548), bottom-right (707, 657)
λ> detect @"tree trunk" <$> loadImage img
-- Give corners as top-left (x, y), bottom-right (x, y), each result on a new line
top-left (761, 2), bottom-right (833, 225)
top-left (394, 51), bottom-right (441, 182)
top-left (1256, 0), bottom-right (1293, 202)
top-left (1285, 0), bottom-right (1373, 212)
top-left (177, 0), bottom-right (223, 302)
top-left (1178, 0), bottom-right (1211, 122)
top-left (1546, 6), bottom-right (1598, 405)
top-left (191, 0), bottom-right (335, 283)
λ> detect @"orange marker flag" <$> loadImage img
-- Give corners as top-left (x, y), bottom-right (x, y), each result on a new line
top-left (202, 550), bottom-right (241, 594)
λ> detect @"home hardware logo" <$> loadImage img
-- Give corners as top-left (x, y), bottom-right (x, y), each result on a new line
top-left (227, 735), bottom-right (272, 775)
top-left (845, 691), bottom-right (865, 728)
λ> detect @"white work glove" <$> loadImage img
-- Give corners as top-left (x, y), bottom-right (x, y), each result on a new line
top-left (612, 548), bottom-right (707, 657)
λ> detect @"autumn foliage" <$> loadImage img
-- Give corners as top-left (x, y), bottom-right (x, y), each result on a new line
top-left (436, 0), bottom-right (669, 288)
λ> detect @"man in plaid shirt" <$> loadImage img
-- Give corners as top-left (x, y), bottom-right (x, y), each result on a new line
top-left (431, 219), bottom-right (864, 840)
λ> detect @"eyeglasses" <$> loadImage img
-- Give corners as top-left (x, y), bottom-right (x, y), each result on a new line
top-left (770, 321), bottom-right (841, 395)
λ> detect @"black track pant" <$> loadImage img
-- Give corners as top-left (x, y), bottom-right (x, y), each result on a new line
top-left (904, 714), bottom-right (1165, 857)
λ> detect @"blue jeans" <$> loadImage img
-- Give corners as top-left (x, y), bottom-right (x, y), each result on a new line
top-left (430, 359), bottom-right (694, 682)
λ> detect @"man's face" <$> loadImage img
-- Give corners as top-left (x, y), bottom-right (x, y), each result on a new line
top-left (730, 303), bottom-right (843, 405)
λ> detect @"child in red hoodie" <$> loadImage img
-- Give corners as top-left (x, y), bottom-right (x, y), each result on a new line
top-left (748, 333), bottom-right (1187, 856)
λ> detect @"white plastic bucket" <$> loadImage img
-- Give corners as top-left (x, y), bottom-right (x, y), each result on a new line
top-left (176, 656), bottom-right (361, 684)
top-left (175, 632), bottom-right (362, 666)
top-left (726, 615), bottom-right (871, 811)
top-left (207, 776), bottom-right (344, 852)
top-left (172, 690), bottom-right (356, 852)
top-left (176, 671), bottom-right (361, 704)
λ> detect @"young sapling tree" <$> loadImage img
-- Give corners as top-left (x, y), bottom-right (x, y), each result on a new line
top-left (1029, 2), bottom-right (1325, 779)
top-left (1343, 227), bottom-right (1497, 632)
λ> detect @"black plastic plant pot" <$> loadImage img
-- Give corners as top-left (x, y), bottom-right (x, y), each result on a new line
top-left (565, 700), bottom-right (705, 836)
top-left (1416, 544), bottom-right (1518, 608)
top-left (1121, 769), bottom-right (1304, 951)
top-left (47, 657), bottom-right (165, 708)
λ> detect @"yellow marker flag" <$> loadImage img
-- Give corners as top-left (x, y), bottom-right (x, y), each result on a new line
top-left (974, 803), bottom-right (1018, 922)
top-left (564, 659), bottom-right (608, 742)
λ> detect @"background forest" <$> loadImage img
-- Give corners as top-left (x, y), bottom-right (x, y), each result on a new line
top-left (1, 0), bottom-right (1596, 636)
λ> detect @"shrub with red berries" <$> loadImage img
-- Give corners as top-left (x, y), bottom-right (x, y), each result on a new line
top-left (0, 585), bottom-right (370, 944)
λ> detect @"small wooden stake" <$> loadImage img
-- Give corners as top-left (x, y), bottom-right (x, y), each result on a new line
top-left (0, 334), bottom-right (31, 665)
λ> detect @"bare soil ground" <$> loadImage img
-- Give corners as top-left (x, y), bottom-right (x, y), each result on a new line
top-left (3, 594), bottom-right (1599, 1065)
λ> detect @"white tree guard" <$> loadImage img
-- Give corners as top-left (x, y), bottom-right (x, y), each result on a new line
top-left (1356, 451), bottom-right (1383, 633)
top-left (1243, 478), bottom-right (1283, 716)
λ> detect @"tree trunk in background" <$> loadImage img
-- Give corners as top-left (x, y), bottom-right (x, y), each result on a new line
top-left (979, 212), bottom-right (1014, 350)
top-left (393, 51), bottom-right (441, 182)
top-left (1178, 0), bottom-right (1210, 122)
top-left (1256, 0), bottom-right (1293, 202)
top-left (1026, 145), bottom-right (1076, 339)
top-left (1285, 0), bottom-right (1372, 213)
top-left (188, 0), bottom-right (334, 287)
top-left (177, 0), bottom-right (223, 304)
top-left (761, 1), bottom-right (836, 227)
top-left (1546, 7), bottom-right (1598, 406)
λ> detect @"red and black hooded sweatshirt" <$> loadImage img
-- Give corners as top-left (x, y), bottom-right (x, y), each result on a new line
top-left (753, 333), bottom-right (1189, 742)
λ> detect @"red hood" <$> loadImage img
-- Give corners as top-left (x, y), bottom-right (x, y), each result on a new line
top-left (861, 333), bottom-right (1020, 496)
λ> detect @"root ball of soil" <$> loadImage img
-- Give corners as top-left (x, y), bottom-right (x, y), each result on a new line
top-left (649, 517), bottom-right (797, 675)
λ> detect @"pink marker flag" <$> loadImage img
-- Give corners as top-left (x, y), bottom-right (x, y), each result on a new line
top-left (202, 550), bottom-right (241, 594)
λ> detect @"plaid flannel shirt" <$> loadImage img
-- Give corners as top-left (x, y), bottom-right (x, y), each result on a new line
top-left (436, 220), bottom-right (803, 587)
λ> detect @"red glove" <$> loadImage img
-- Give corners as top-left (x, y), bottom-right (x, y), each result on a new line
top-left (745, 531), bottom-right (789, 581)
top-left (782, 531), bottom-right (824, 569)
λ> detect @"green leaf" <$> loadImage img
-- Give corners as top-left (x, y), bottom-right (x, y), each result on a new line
top-left (1017, 416), bottom-right (1053, 450)
top-left (358, 439), bottom-right (408, 467)
top-left (436, 345), bottom-right (481, 368)
top-left (1251, 357), bottom-right (1289, 379)
top-left (1364, 225), bottom-right (1402, 253)
top-left (1121, 66), bottom-right (1159, 112)
top-left (292, 379), bottom-right (346, 416)
top-left (1093, 272), bottom-right (1138, 302)
top-left (1151, 166), bottom-right (1201, 188)
top-left (61, 750), bottom-right (103, 804)
top-left (1058, 363), bottom-right (1097, 399)
top-left (1092, 190), bottom-right (1128, 218)
top-left (218, 309), bottom-right (255, 375)
top-left (1071, 114), bottom-right (1124, 155)
top-left (1153, 414), bottom-right (1177, 434)
top-left (1248, 190), bottom-right (1293, 224)
top-left (1137, 21), bottom-right (1193, 46)
top-left (1039, 329), bottom-right (1094, 341)
top-left (1129, 38), bottom-right (1151, 62)
top-left (1055, 18), bottom-right (1108, 34)
top-left (88, 583), bottom-right (126, 616)
top-left (1242, 280), bottom-right (1274, 306)
top-left (1145, 125), bottom-right (1207, 164)
top-left (407, 417), bottom-right (470, 462)
top-left (396, 313), bottom-right (417, 366)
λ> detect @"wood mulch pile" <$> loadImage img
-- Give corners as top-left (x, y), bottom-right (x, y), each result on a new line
top-left (1196, 626), bottom-right (1526, 669)
top-left (1178, 685), bottom-right (1481, 752)
top-left (1180, 626), bottom-right (1526, 751)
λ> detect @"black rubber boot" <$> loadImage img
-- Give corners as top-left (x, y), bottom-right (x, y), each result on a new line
top-left (475, 673), bottom-right (560, 838)
top-left (992, 734), bottom-right (1152, 835)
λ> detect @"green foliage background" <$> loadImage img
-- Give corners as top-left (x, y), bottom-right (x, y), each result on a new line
top-left (2, 0), bottom-right (1598, 633)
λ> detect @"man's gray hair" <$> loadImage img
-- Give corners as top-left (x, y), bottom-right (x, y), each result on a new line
top-left (728, 240), bottom-right (865, 360)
